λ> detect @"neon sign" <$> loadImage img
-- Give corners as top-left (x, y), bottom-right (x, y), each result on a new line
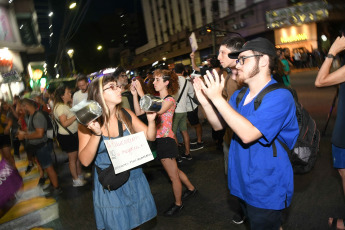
top-left (280, 33), bottom-right (308, 44)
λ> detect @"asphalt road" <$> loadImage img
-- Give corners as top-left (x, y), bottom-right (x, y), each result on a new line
top-left (44, 69), bottom-right (344, 230)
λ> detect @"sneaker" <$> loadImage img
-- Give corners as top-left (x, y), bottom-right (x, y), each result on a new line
top-left (38, 177), bottom-right (50, 189)
top-left (182, 188), bottom-right (197, 200)
top-left (176, 156), bottom-right (183, 163)
top-left (190, 139), bottom-right (204, 145)
top-left (190, 142), bottom-right (204, 151)
top-left (73, 178), bottom-right (87, 187)
top-left (232, 213), bottom-right (245, 225)
top-left (25, 163), bottom-right (34, 174)
top-left (45, 187), bottom-right (62, 198)
top-left (164, 203), bottom-right (184, 216)
top-left (181, 153), bottom-right (192, 160)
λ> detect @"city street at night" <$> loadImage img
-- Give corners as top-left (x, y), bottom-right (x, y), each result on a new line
top-left (10, 69), bottom-right (343, 230)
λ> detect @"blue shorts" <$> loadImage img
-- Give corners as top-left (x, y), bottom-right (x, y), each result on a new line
top-left (36, 141), bottom-right (53, 169)
top-left (332, 144), bottom-right (345, 169)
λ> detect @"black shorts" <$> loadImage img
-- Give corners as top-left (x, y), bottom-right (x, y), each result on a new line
top-left (187, 107), bottom-right (200, 126)
top-left (0, 134), bottom-right (11, 148)
top-left (156, 137), bottom-right (178, 160)
top-left (57, 132), bottom-right (79, 153)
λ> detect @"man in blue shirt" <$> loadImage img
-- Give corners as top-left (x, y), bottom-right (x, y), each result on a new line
top-left (193, 37), bottom-right (299, 229)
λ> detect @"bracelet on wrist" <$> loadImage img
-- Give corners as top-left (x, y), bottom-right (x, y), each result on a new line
top-left (91, 131), bottom-right (102, 136)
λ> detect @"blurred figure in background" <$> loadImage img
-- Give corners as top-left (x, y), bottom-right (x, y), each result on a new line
top-left (54, 85), bottom-right (86, 187)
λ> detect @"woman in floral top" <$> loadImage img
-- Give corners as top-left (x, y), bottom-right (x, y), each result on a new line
top-left (131, 68), bottom-right (197, 216)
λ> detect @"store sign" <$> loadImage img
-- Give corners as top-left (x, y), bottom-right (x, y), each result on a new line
top-left (2, 70), bottom-right (21, 83)
top-left (281, 33), bottom-right (308, 44)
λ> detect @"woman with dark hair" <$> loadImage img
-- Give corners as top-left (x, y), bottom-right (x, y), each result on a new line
top-left (78, 75), bottom-right (157, 230)
top-left (131, 69), bottom-right (197, 216)
top-left (53, 85), bottom-right (86, 187)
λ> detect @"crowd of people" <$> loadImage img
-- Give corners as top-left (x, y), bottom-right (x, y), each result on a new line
top-left (1, 30), bottom-right (345, 229)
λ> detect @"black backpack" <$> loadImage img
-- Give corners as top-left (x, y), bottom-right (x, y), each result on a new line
top-left (236, 83), bottom-right (320, 174)
top-left (32, 108), bottom-right (58, 140)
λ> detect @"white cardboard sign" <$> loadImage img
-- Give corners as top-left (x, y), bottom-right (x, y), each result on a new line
top-left (104, 131), bottom-right (154, 174)
top-left (189, 32), bottom-right (198, 52)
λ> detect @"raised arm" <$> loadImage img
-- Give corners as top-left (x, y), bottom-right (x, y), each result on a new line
top-left (193, 76), bottom-right (225, 130)
top-left (315, 36), bottom-right (345, 87)
top-left (200, 70), bottom-right (262, 144)
top-left (190, 52), bottom-right (201, 72)
top-left (78, 122), bottom-right (102, 166)
top-left (125, 109), bottom-right (156, 141)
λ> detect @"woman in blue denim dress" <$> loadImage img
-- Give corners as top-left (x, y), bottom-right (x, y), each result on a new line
top-left (78, 74), bottom-right (157, 230)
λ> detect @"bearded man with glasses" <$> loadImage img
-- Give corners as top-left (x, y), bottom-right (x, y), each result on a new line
top-left (193, 37), bottom-right (299, 230)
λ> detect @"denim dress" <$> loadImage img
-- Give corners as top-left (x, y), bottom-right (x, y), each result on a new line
top-left (93, 129), bottom-right (157, 230)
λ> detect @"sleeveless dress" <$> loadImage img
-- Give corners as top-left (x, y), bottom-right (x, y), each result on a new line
top-left (93, 129), bottom-right (157, 230)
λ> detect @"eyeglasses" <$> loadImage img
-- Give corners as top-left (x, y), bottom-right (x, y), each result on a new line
top-left (236, 55), bottom-right (263, 65)
top-left (120, 74), bottom-right (128, 78)
top-left (103, 84), bottom-right (122, 91)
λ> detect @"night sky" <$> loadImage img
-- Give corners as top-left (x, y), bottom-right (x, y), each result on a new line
top-left (42, 0), bottom-right (145, 76)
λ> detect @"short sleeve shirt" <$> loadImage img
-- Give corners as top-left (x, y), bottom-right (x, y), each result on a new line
top-left (27, 111), bottom-right (47, 145)
top-left (156, 96), bottom-right (176, 139)
top-left (228, 79), bottom-right (299, 210)
top-left (53, 104), bottom-right (78, 135)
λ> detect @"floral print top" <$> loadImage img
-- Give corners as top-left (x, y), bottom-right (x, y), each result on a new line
top-left (156, 96), bottom-right (176, 139)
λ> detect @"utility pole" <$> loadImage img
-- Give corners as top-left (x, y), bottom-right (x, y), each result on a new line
top-left (211, 1), bottom-right (218, 55)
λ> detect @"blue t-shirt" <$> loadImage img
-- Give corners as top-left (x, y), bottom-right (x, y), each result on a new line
top-left (228, 79), bottom-right (299, 210)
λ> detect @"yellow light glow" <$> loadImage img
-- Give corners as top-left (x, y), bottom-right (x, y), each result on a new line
top-left (280, 33), bottom-right (308, 44)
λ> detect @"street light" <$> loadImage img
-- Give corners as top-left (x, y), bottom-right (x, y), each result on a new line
top-left (97, 45), bottom-right (103, 51)
top-left (69, 2), bottom-right (76, 9)
top-left (67, 49), bottom-right (75, 73)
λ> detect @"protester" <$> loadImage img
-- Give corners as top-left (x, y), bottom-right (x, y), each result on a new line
top-left (131, 68), bottom-right (197, 216)
top-left (314, 35), bottom-right (345, 230)
top-left (72, 74), bottom-right (89, 107)
top-left (217, 35), bottom-right (247, 224)
top-left (18, 98), bottom-right (61, 198)
top-left (54, 85), bottom-right (86, 187)
top-left (172, 63), bottom-right (194, 160)
top-left (193, 37), bottom-right (299, 229)
top-left (78, 75), bottom-right (157, 229)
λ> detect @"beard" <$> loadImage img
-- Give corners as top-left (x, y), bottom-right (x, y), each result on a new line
top-left (237, 62), bottom-right (260, 87)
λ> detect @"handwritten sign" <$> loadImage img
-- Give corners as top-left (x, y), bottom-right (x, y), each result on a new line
top-left (189, 32), bottom-right (198, 52)
top-left (104, 131), bottom-right (154, 174)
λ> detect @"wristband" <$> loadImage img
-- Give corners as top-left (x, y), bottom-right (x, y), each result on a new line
top-left (327, 53), bottom-right (335, 59)
top-left (91, 131), bottom-right (102, 136)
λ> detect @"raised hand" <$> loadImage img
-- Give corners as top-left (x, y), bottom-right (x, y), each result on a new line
top-left (192, 76), bottom-right (210, 106)
top-left (146, 112), bottom-right (157, 122)
top-left (328, 36), bottom-right (345, 56)
top-left (201, 69), bottom-right (225, 102)
top-left (87, 120), bottom-right (102, 135)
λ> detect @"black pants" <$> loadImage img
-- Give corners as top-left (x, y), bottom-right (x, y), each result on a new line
top-left (239, 199), bottom-right (282, 230)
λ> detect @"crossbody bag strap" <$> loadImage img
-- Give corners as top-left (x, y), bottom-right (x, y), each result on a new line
top-left (55, 118), bottom-right (73, 136)
top-left (176, 80), bottom-right (188, 103)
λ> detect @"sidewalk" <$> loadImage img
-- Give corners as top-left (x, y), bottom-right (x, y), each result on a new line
top-left (0, 146), bottom-right (59, 230)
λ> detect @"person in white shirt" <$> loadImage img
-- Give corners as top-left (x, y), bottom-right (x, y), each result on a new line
top-left (172, 64), bottom-right (194, 160)
top-left (72, 75), bottom-right (89, 107)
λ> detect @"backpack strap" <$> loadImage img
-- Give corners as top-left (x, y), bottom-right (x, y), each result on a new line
top-left (253, 83), bottom-right (288, 110)
top-left (236, 87), bottom-right (248, 108)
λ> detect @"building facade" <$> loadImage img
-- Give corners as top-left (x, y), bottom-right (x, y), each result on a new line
top-left (127, 0), bottom-right (344, 74)
top-left (0, 0), bottom-right (45, 101)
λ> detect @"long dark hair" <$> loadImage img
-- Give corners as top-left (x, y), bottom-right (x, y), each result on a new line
top-left (53, 84), bottom-right (70, 110)
top-left (87, 75), bottom-right (134, 134)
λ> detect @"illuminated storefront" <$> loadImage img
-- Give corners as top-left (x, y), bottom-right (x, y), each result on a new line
top-left (274, 23), bottom-right (318, 53)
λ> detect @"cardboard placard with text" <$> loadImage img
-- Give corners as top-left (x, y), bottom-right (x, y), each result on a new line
top-left (189, 32), bottom-right (198, 52)
top-left (104, 131), bottom-right (154, 174)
